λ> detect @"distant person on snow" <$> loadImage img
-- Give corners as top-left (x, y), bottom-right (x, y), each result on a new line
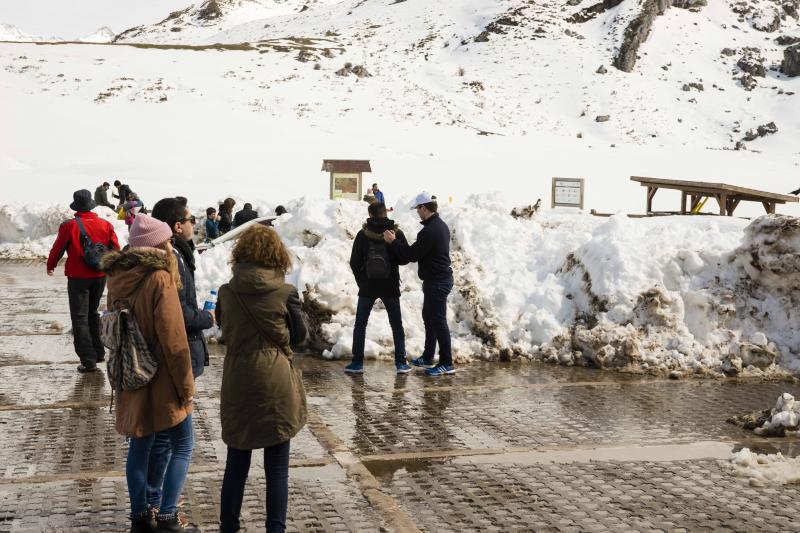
top-left (233, 203), bottom-right (259, 227)
top-left (122, 192), bottom-right (144, 233)
top-left (345, 202), bottom-right (410, 374)
top-left (383, 191), bottom-right (455, 376)
top-left (790, 186), bottom-right (800, 196)
top-left (112, 180), bottom-right (132, 208)
top-left (46, 189), bottom-right (120, 373)
top-left (218, 198), bottom-right (236, 234)
top-left (371, 183), bottom-right (385, 205)
top-left (205, 207), bottom-right (220, 242)
top-left (94, 182), bottom-right (115, 210)
top-left (274, 205), bottom-right (288, 217)
top-left (363, 187), bottom-right (377, 204)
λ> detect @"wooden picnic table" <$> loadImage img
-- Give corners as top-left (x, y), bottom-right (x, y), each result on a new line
top-left (630, 177), bottom-right (798, 216)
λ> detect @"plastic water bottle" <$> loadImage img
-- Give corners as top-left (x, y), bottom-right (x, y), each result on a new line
top-left (203, 290), bottom-right (218, 312)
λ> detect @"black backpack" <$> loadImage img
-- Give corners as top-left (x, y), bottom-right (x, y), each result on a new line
top-left (75, 216), bottom-right (111, 271)
top-left (365, 238), bottom-right (391, 280)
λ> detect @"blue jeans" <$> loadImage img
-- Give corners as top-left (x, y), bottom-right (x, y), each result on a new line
top-left (220, 440), bottom-right (291, 533)
top-left (422, 278), bottom-right (453, 367)
top-left (146, 432), bottom-right (171, 510)
top-left (126, 414), bottom-right (194, 517)
top-left (351, 296), bottom-right (406, 365)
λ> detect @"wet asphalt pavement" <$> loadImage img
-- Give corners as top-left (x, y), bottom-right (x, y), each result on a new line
top-left (1, 262), bottom-right (799, 532)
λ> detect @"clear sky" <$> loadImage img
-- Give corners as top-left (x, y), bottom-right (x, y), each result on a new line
top-left (0, 0), bottom-right (194, 39)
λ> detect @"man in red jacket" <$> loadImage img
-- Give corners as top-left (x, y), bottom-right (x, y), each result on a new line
top-left (47, 190), bottom-right (120, 373)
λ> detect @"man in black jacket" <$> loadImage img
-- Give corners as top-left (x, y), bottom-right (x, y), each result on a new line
top-left (346, 202), bottom-right (411, 374)
top-left (233, 203), bottom-right (258, 227)
top-left (149, 197), bottom-right (215, 513)
top-left (384, 191), bottom-right (455, 376)
top-left (112, 180), bottom-right (131, 209)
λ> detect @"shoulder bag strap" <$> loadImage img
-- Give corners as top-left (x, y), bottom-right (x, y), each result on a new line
top-left (74, 216), bottom-right (93, 245)
top-left (231, 289), bottom-right (289, 357)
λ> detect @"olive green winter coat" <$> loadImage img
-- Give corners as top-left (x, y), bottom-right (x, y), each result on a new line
top-left (216, 262), bottom-right (307, 450)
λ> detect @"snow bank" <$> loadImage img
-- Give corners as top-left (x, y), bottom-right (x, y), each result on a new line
top-left (729, 448), bottom-right (800, 486)
top-left (4, 197), bottom-right (800, 376)
top-left (0, 204), bottom-right (126, 259)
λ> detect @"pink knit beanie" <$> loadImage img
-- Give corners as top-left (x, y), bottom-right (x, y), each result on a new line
top-left (128, 213), bottom-right (173, 248)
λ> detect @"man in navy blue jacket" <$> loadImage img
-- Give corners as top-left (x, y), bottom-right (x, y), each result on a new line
top-left (149, 196), bottom-right (214, 514)
top-left (383, 191), bottom-right (455, 376)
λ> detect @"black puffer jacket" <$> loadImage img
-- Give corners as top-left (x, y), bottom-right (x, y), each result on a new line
top-left (173, 237), bottom-right (213, 377)
top-left (233, 208), bottom-right (259, 227)
top-left (391, 213), bottom-right (452, 281)
top-left (349, 217), bottom-right (408, 299)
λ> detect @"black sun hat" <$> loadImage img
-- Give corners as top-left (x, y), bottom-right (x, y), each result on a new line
top-left (69, 189), bottom-right (97, 212)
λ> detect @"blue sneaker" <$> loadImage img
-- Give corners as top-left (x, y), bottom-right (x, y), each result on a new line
top-left (425, 365), bottom-right (455, 376)
top-left (344, 362), bottom-right (364, 374)
top-left (395, 363), bottom-right (412, 374)
top-left (410, 357), bottom-right (435, 369)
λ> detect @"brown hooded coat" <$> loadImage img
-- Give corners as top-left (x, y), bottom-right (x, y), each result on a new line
top-left (216, 262), bottom-right (307, 450)
top-left (102, 248), bottom-right (195, 438)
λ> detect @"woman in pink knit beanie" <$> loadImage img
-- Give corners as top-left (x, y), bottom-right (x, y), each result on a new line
top-left (101, 212), bottom-right (196, 532)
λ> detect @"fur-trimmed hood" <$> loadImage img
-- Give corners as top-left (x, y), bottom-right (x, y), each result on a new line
top-left (102, 247), bottom-right (171, 299)
top-left (362, 217), bottom-right (399, 240)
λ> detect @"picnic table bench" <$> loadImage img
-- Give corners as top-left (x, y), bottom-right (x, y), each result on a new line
top-left (630, 177), bottom-right (798, 216)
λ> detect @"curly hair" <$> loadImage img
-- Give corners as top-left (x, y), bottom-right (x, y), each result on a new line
top-left (231, 225), bottom-right (292, 272)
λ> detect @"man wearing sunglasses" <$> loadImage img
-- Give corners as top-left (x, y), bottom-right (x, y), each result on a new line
top-left (383, 191), bottom-right (455, 376)
top-left (149, 197), bottom-right (215, 515)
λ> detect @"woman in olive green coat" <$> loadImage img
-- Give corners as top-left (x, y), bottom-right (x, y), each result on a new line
top-left (216, 225), bottom-right (307, 533)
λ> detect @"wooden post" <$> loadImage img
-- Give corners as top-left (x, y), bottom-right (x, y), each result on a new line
top-left (762, 201), bottom-right (776, 214)
top-left (680, 192), bottom-right (687, 214)
top-left (727, 197), bottom-right (741, 216)
top-left (646, 186), bottom-right (658, 214)
top-left (717, 193), bottom-right (727, 216)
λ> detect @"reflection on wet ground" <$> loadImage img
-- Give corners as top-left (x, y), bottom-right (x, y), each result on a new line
top-left (2, 262), bottom-right (800, 531)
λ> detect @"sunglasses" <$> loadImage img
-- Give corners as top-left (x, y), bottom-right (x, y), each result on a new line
top-left (180, 215), bottom-right (196, 224)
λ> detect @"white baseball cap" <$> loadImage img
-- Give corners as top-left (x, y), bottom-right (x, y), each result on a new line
top-left (411, 191), bottom-right (436, 209)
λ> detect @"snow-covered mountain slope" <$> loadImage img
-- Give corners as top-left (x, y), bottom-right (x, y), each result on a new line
top-left (2, 0), bottom-right (800, 209)
top-left (112, 0), bottom-right (800, 151)
top-left (79, 27), bottom-right (116, 43)
top-left (0, 23), bottom-right (61, 42)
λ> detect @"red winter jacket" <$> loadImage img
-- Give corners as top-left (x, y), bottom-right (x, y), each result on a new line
top-left (47, 212), bottom-right (120, 279)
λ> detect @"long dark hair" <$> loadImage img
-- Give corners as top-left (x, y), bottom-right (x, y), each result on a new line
top-left (220, 197), bottom-right (236, 215)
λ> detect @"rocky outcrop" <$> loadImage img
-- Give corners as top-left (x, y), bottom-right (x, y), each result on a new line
top-left (567, 0), bottom-right (625, 24)
top-left (752, 9), bottom-right (782, 32)
top-left (742, 121), bottom-right (778, 141)
top-left (737, 48), bottom-right (767, 77)
top-left (613, 0), bottom-right (671, 72)
top-left (782, 44), bottom-right (800, 76)
top-left (672, 0), bottom-right (707, 9)
top-left (196, 0), bottom-right (223, 21)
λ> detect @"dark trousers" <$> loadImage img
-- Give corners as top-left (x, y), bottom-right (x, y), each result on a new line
top-left (67, 277), bottom-right (106, 368)
top-left (421, 278), bottom-right (453, 367)
top-left (220, 440), bottom-right (291, 533)
top-left (351, 296), bottom-right (406, 365)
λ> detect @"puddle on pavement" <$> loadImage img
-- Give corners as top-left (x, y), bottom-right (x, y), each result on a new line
top-left (365, 441), bottom-right (735, 482)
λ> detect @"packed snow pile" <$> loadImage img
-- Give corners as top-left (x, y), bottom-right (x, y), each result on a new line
top-left (0, 204), bottom-right (124, 259)
top-left (728, 393), bottom-right (800, 437)
top-left (3, 197), bottom-right (800, 376)
top-left (729, 448), bottom-right (800, 486)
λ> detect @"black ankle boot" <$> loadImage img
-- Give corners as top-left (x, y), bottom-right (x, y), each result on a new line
top-left (156, 513), bottom-right (198, 532)
top-left (130, 512), bottom-right (156, 533)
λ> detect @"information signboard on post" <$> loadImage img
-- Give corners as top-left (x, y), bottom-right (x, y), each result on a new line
top-left (551, 177), bottom-right (585, 210)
